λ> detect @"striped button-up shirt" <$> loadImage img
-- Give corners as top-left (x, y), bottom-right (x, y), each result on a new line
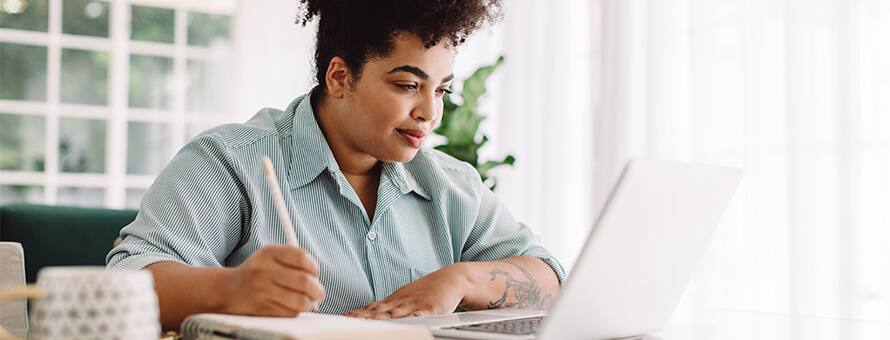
top-left (107, 91), bottom-right (566, 314)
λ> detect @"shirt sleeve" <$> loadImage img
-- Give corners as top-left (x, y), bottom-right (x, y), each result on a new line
top-left (106, 135), bottom-right (249, 270)
top-left (459, 174), bottom-right (568, 286)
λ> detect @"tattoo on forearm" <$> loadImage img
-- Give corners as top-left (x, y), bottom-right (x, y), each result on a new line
top-left (487, 260), bottom-right (554, 310)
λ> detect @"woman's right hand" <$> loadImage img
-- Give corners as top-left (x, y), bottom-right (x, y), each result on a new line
top-left (219, 245), bottom-right (325, 316)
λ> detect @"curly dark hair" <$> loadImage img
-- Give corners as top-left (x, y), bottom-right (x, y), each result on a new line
top-left (297, 0), bottom-right (503, 96)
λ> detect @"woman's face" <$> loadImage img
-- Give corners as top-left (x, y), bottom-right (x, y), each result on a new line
top-left (335, 33), bottom-right (455, 163)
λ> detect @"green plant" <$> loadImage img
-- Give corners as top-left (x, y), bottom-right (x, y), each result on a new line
top-left (434, 56), bottom-right (515, 190)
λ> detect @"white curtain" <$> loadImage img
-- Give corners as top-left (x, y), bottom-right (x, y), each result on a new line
top-left (459, 0), bottom-right (596, 271)
top-left (591, 0), bottom-right (890, 326)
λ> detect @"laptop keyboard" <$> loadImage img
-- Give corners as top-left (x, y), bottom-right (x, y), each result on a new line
top-left (447, 316), bottom-right (545, 335)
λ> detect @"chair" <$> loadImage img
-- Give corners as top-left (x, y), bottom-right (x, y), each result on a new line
top-left (0, 204), bottom-right (137, 283)
top-left (0, 242), bottom-right (28, 338)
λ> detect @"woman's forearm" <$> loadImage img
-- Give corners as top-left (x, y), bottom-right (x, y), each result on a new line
top-left (453, 256), bottom-right (560, 311)
top-left (146, 261), bottom-right (232, 331)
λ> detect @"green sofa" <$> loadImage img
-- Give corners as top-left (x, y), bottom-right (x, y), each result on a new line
top-left (0, 204), bottom-right (137, 283)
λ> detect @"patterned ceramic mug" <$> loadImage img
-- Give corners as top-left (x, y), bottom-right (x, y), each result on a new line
top-left (22, 266), bottom-right (160, 340)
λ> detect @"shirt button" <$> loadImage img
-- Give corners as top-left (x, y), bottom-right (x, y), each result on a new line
top-left (367, 231), bottom-right (377, 241)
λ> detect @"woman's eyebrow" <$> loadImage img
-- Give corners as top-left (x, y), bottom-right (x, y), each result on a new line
top-left (388, 65), bottom-right (454, 84)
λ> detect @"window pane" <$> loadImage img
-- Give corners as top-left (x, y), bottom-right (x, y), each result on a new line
top-left (59, 117), bottom-right (105, 173)
top-left (0, 185), bottom-right (43, 204)
top-left (125, 188), bottom-right (145, 209)
top-left (187, 59), bottom-right (232, 113)
top-left (127, 121), bottom-right (171, 175)
top-left (60, 48), bottom-right (108, 105)
top-left (57, 187), bottom-right (103, 207)
top-left (129, 54), bottom-right (172, 109)
top-left (130, 5), bottom-right (174, 43)
top-left (62, 0), bottom-right (109, 37)
top-left (0, 0), bottom-right (48, 32)
top-left (0, 43), bottom-right (47, 101)
top-left (186, 122), bottom-right (214, 141)
top-left (0, 113), bottom-right (45, 171)
top-left (187, 12), bottom-right (230, 47)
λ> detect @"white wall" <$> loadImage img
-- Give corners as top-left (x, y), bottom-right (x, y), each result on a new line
top-left (234, 0), bottom-right (316, 117)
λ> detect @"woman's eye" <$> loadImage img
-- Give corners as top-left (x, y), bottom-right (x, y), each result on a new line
top-left (436, 88), bottom-right (453, 96)
top-left (397, 83), bottom-right (418, 91)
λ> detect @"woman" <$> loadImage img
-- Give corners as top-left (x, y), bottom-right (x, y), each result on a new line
top-left (107, 0), bottom-right (564, 331)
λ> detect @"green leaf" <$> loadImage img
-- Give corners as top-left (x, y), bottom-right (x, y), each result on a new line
top-left (437, 106), bottom-right (484, 145)
top-left (434, 55), bottom-right (514, 191)
top-left (443, 92), bottom-right (458, 112)
top-left (434, 144), bottom-right (479, 166)
top-left (438, 94), bottom-right (459, 133)
top-left (485, 177), bottom-right (498, 191)
top-left (477, 154), bottom-right (516, 177)
top-left (460, 56), bottom-right (504, 110)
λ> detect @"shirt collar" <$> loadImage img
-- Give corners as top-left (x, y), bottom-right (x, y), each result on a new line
top-left (285, 89), bottom-right (341, 190)
top-left (382, 161), bottom-right (431, 200)
top-left (284, 89), bottom-right (431, 201)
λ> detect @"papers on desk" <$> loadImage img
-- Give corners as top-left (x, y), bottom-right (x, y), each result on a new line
top-left (181, 312), bottom-right (433, 340)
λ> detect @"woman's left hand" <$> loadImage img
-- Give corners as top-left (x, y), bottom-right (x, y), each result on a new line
top-left (344, 264), bottom-right (469, 319)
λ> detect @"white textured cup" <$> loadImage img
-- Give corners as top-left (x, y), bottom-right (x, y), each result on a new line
top-left (29, 266), bottom-right (160, 340)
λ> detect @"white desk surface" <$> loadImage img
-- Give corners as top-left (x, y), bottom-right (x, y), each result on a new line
top-left (435, 308), bottom-right (890, 340)
top-left (655, 308), bottom-right (890, 340)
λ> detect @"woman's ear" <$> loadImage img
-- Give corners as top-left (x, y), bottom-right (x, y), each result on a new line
top-left (325, 57), bottom-right (351, 99)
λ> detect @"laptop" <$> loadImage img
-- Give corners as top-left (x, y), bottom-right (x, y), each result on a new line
top-left (391, 158), bottom-right (742, 339)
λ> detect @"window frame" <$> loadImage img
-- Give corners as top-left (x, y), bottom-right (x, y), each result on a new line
top-left (0, 0), bottom-right (237, 208)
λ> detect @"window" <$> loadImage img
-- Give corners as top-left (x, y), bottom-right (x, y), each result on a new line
top-left (0, 0), bottom-right (236, 208)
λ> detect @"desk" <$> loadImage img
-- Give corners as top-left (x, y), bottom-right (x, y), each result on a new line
top-left (434, 309), bottom-right (890, 339)
top-left (655, 308), bottom-right (890, 340)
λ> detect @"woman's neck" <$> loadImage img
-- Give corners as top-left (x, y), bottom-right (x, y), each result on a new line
top-left (312, 91), bottom-right (380, 177)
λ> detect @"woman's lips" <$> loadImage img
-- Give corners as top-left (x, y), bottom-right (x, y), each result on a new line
top-left (396, 129), bottom-right (425, 148)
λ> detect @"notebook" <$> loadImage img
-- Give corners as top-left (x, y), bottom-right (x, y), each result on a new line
top-left (180, 312), bottom-right (433, 340)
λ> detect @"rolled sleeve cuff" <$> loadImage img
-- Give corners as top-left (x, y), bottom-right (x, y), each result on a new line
top-left (521, 247), bottom-right (567, 287)
top-left (107, 251), bottom-right (187, 271)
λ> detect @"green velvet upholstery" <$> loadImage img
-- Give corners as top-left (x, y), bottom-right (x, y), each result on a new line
top-left (0, 204), bottom-right (137, 283)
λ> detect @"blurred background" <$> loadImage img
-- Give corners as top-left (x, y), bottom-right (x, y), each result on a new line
top-left (1, 0), bottom-right (889, 333)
